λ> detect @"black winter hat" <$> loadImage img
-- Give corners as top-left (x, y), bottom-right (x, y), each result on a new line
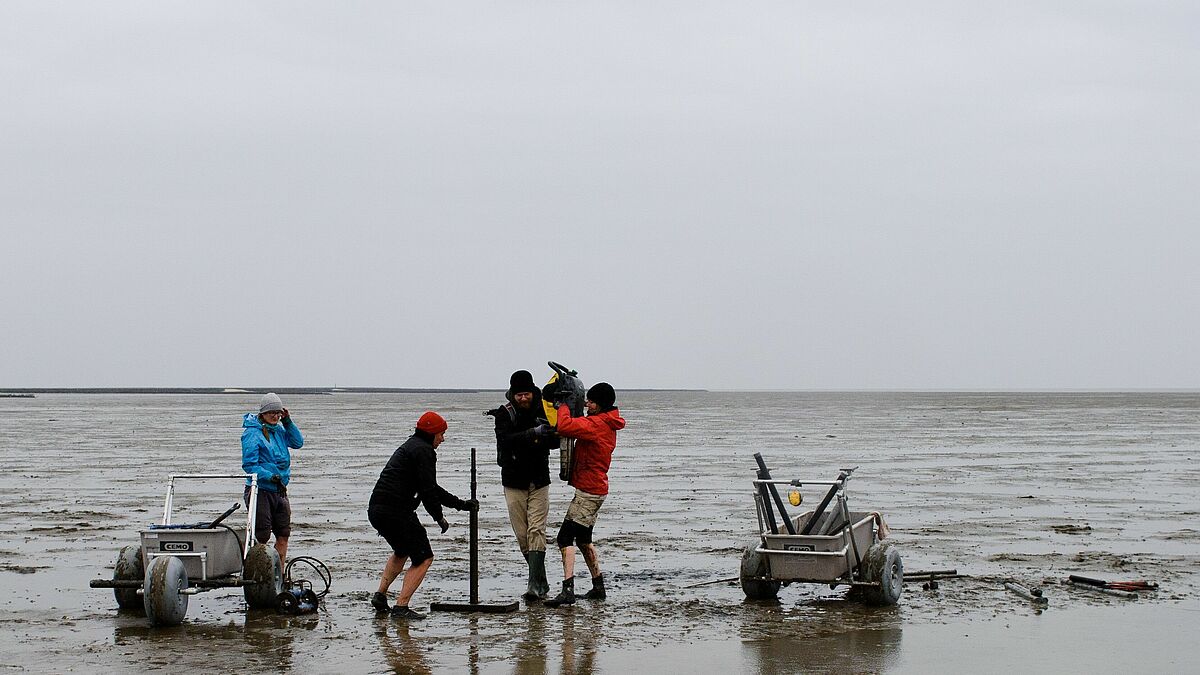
top-left (587, 382), bottom-right (616, 409)
top-left (508, 370), bottom-right (540, 397)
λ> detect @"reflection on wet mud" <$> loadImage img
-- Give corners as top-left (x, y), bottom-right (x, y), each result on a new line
top-left (110, 610), bottom-right (317, 671)
top-left (511, 607), bottom-right (548, 675)
top-left (743, 626), bottom-right (903, 674)
top-left (374, 616), bottom-right (432, 675)
top-left (557, 608), bottom-right (597, 675)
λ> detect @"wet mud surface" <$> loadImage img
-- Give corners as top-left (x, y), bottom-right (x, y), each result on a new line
top-left (1, 392), bottom-right (1198, 672)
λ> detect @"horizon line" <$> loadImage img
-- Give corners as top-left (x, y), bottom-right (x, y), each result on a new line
top-left (3, 387), bottom-right (1199, 395)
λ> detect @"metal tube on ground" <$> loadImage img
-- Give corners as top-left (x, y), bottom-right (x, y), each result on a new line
top-left (1005, 582), bottom-right (1049, 605)
top-left (1069, 580), bottom-right (1139, 599)
top-left (906, 569), bottom-right (959, 578)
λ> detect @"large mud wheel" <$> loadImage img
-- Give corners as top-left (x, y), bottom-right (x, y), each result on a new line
top-left (113, 544), bottom-right (144, 610)
top-left (144, 555), bottom-right (189, 626)
top-left (740, 542), bottom-right (781, 600)
top-left (243, 544), bottom-right (283, 609)
top-left (858, 541), bottom-right (903, 605)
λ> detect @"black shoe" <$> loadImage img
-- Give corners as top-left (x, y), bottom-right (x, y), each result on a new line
top-left (544, 577), bottom-right (575, 608)
top-left (371, 592), bottom-right (390, 612)
top-left (583, 574), bottom-right (606, 600)
top-left (390, 605), bottom-right (426, 620)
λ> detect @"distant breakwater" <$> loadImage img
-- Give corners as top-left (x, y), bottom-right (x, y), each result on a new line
top-left (0, 387), bottom-right (705, 395)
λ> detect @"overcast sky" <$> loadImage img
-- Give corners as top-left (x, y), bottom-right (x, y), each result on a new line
top-left (2, 2), bottom-right (1197, 390)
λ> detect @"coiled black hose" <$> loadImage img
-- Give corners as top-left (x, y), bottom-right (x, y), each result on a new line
top-left (284, 556), bottom-right (331, 598)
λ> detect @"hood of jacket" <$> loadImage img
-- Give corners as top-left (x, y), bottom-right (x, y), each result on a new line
top-left (590, 407), bottom-right (626, 431)
top-left (243, 412), bottom-right (283, 432)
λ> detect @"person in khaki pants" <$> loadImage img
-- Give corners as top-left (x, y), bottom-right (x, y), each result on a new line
top-left (488, 370), bottom-right (557, 602)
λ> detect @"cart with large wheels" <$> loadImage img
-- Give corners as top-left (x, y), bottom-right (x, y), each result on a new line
top-left (90, 473), bottom-right (285, 626)
top-left (740, 455), bottom-right (902, 605)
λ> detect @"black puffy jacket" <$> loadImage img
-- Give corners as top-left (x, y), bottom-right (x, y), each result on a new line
top-left (369, 432), bottom-right (466, 522)
top-left (489, 398), bottom-right (554, 490)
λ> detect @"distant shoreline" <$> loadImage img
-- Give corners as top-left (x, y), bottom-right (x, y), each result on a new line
top-left (0, 387), bottom-right (707, 395)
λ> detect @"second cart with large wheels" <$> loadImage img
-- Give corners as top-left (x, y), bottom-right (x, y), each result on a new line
top-left (740, 458), bottom-right (903, 605)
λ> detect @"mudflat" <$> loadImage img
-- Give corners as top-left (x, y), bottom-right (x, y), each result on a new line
top-left (1, 392), bottom-right (1196, 673)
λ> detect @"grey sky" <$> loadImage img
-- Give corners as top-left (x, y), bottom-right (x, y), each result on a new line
top-left (2, 2), bottom-right (1197, 389)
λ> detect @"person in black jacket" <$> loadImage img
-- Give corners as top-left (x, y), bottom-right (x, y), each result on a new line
top-left (367, 411), bottom-right (478, 620)
top-left (487, 370), bottom-right (557, 602)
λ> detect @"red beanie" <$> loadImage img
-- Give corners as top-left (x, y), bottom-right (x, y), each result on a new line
top-left (416, 411), bottom-right (447, 435)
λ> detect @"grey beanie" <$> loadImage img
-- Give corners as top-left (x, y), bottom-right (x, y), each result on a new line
top-left (259, 392), bottom-right (284, 414)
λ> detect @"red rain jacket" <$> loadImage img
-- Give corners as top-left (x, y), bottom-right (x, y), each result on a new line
top-left (556, 405), bottom-right (626, 496)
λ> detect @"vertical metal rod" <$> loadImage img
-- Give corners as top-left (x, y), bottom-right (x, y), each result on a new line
top-left (800, 473), bottom-right (846, 536)
top-left (754, 453), bottom-right (796, 535)
top-left (163, 476), bottom-right (176, 525)
top-left (841, 495), bottom-right (862, 573)
top-left (752, 453), bottom-right (780, 534)
top-left (469, 447), bottom-right (479, 606)
top-left (245, 475), bottom-right (259, 560)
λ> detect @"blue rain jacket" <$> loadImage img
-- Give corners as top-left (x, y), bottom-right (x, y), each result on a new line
top-left (241, 413), bottom-right (304, 492)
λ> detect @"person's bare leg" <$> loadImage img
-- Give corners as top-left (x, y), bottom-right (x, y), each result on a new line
top-left (396, 556), bottom-right (433, 606)
top-left (377, 553), bottom-right (408, 594)
top-left (562, 545), bottom-right (575, 580)
top-left (581, 544), bottom-right (601, 578)
top-left (274, 536), bottom-right (288, 562)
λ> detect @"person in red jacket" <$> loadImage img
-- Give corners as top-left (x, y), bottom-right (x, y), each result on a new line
top-left (544, 382), bottom-right (626, 607)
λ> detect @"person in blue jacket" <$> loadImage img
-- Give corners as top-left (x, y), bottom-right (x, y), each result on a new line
top-left (242, 392), bottom-right (304, 561)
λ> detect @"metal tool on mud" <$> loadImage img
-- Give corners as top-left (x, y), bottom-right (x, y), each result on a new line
top-left (1066, 574), bottom-right (1151, 600)
top-left (89, 474), bottom-right (288, 626)
top-left (1005, 581), bottom-right (1049, 605)
top-left (740, 454), bottom-right (903, 605)
top-left (1067, 574), bottom-right (1157, 592)
top-left (431, 448), bottom-right (520, 614)
top-left (277, 556), bottom-right (331, 614)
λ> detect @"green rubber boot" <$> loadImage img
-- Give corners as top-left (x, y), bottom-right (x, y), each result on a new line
top-left (522, 551), bottom-right (540, 602)
top-left (528, 550), bottom-right (550, 599)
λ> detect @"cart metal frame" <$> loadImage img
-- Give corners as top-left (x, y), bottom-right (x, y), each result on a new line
top-left (90, 473), bottom-right (285, 624)
top-left (742, 465), bottom-right (903, 604)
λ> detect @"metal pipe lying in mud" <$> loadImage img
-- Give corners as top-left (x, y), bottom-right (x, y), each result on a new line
top-left (1068, 580), bottom-right (1140, 599)
top-left (1004, 581), bottom-right (1049, 605)
top-left (683, 576), bottom-right (740, 589)
top-left (906, 569), bottom-right (959, 579)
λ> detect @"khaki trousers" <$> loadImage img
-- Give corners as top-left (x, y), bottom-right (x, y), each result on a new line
top-left (504, 484), bottom-right (550, 553)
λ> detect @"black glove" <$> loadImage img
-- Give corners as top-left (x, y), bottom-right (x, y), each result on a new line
top-left (463, 499), bottom-right (479, 513)
top-left (438, 517), bottom-right (450, 534)
top-left (541, 379), bottom-right (559, 401)
top-left (553, 388), bottom-right (573, 405)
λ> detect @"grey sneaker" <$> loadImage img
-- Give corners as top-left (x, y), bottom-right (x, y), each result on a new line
top-left (371, 592), bottom-right (390, 612)
top-left (390, 605), bottom-right (426, 620)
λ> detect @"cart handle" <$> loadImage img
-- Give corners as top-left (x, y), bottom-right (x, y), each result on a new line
top-left (160, 473), bottom-right (259, 561)
top-left (754, 546), bottom-right (850, 558)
